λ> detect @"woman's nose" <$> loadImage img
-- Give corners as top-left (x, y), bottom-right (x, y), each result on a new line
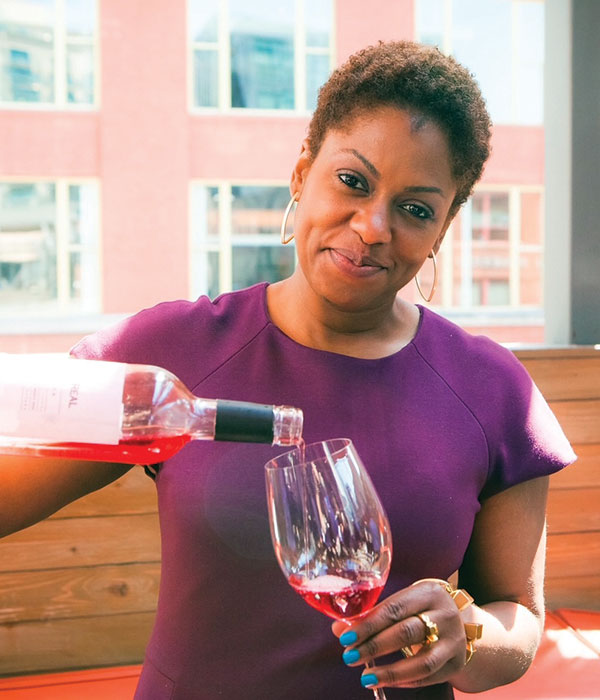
top-left (350, 200), bottom-right (393, 244)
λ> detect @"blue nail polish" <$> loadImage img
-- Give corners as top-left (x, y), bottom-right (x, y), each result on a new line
top-left (361, 673), bottom-right (378, 688)
top-left (342, 648), bottom-right (361, 665)
top-left (339, 630), bottom-right (358, 646)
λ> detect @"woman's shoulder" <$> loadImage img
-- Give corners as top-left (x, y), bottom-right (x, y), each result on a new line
top-left (413, 305), bottom-right (526, 381)
top-left (411, 306), bottom-right (536, 420)
top-left (70, 283), bottom-right (270, 386)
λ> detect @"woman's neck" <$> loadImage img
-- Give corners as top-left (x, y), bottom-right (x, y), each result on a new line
top-left (266, 276), bottom-right (420, 359)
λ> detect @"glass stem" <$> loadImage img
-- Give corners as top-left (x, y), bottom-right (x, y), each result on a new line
top-left (365, 661), bottom-right (387, 700)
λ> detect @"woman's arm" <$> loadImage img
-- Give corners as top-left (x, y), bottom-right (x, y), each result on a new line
top-left (332, 475), bottom-right (549, 692)
top-left (448, 474), bottom-right (548, 692)
top-left (0, 455), bottom-right (133, 538)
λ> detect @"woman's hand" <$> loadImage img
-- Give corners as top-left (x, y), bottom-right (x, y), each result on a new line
top-left (332, 579), bottom-right (470, 690)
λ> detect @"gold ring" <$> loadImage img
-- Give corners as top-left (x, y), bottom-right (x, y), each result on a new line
top-left (416, 612), bottom-right (439, 646)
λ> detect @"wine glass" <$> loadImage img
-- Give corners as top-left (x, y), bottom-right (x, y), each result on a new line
top-left (265, 438), bottom-right (392, 699)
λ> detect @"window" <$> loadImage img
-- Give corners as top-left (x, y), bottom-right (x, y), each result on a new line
top-left (0, 180), bottom-right (100, 315)
top-left (431, 187), bottom-right (544, 322)
top-left (188, 0), bottom-right (333, 112)
top-left (0, 0), bottom-right (97, 107)
top-left (190, 183), bottom-right (296, 298)
top-left (415, 0), bottom-right (544, 125)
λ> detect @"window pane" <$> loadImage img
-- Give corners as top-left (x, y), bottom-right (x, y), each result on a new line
top-left (514, 2), bottom-right (544, 124)
top-left (231, 186), bottom-right (289, 235)
top-left (305, 0), bottom-right (331, 47)
top-left (415, 0), bottom-right (445, 46)
top-left (0, 0), bottom-right (55, 103)
top-left (65, 0), bottom-right (95, 37)
top-left (0, 183), bottom-right (57, 309)
top-left (192, 185), bottom-right (220, 241)
top-left (69, 250), bottom-right (81, 299)
top-left (306, 53), bottom-right (329, 112)
top-left (189, 0), bottom-right (218, 42)
top-left (472, 192), bottom-right (509, 241)
top-left (193, 49), bottom-right (218, 107)
top-left (232, 245), bottom-right (295, 290)
top-left (230, 0), bottom-right (294, 109)
top-left (451, 0), bottom-right (512, 124)
top-left (206, 250), bottom-right (220, 298)
top-left (69, 184), bottom-right (98, 247)
top-left (488, 279), bottom-right (510, 306)
top-left (72, 182), bottom-right (100, 312)
top-left (66, 42), bottom-right (94, 104)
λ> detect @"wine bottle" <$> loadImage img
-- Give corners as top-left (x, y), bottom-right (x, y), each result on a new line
top-left (0, 355), bottom-right (303, 464)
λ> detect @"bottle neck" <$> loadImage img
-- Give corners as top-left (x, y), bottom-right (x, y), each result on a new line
top-left (188, 398), bottom-right (303, 446)
top-left (214, 400), bottom-right (276, 443)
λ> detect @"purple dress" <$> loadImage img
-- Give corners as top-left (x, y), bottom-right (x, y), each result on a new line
top-left (71, 282), bottom-right (575, 700)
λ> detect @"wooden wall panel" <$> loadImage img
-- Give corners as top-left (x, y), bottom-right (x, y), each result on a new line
top-left (519, 355), bottom-right (600, 400)
top-left (545, 532), bottom-right (600, 579)
top-left (0, 612), bottom-right (156, 675)
top-left (549, 444), bottom-right (600, 488)
top-left (0, 563), bottom-right (160, 624)
top-left (546, 488), bottom-right (600, 534)
top-left (0, 468), bottom-right (160, 677)
top-left (0, 514), bottom-right (160, 573)
top-left (517, 348), bottom-right (599, 612)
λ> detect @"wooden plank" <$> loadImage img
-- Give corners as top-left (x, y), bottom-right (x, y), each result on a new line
top-left (0, 514), bottom-right (160, 573)
top-left (518, 356), bottom-right (600, 401)
top-left (0, 562), bottom-right (160, 624)
top-left (545, 575), bottom-right (600, 611)
top-left (0, 611), bottom-right (154, 676)
top-left (550, 444), bottom-right (600, 489)
top-left (49, 468), bottom-right (157, 519)
top-left (515, 346), bottom-right (600, 360)
top-left (546, 531), bottom-right (600, 578)
top-left (546, 488), bottom-right (600, 534)
top-left (548, 399), bottom-right (600, 444)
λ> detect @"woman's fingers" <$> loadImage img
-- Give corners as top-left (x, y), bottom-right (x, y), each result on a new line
top-left (361, 644), bottom-right (465, 689)
top-left (335, 580), bottom-right (469, 688)
top-left (341, 606), bottom-right (460, 666)
top-left (337, 580), bottom-right (453, 649)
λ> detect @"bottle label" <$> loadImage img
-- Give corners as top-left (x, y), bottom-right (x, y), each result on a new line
top-left (0, 355), bottom-right (125, 445)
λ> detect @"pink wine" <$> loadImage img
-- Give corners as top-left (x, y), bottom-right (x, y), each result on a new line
top-left (9, 435), bottom-right (192, 464)
top-left (289, 573), bottom-right (385, 621)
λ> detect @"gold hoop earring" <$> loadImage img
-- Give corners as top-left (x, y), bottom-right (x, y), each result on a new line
top-left (280, 195), bottom-right (298, 244)
top-left (415, 250), bottom-right (438, 302)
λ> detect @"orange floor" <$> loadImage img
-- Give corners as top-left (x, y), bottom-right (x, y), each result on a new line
top-left (0, 610), bottom-right (598, 699)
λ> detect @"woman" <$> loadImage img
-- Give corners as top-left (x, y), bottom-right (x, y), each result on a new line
top-left (1, 42), bottom-right (574, 698)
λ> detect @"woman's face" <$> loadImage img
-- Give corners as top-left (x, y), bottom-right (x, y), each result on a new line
top-left (291, 106), bottom-right (457, 312)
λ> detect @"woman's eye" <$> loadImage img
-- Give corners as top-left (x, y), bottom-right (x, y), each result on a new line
top-left (402, 203), bottom-right (433, 220)
top-left (338, 172), bottom-right (367, 191)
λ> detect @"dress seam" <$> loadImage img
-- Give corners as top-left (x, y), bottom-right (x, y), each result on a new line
top-left (411, 342), bottom-right (493, 484)
top-left (188, 318), bottom-right (271, 394)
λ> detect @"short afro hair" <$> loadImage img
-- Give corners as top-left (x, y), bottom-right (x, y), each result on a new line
top-left (307, 41), bottom-right (492, 215)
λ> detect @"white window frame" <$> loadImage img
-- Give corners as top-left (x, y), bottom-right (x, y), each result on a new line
top-left (0, 176), bottom-right (101, 318)
top-left (187, 0), bottom-right (334, 115)
top-left (0, 0), bottom-right (100, 110)
top-left (189, 179), bottom-right (295, 299)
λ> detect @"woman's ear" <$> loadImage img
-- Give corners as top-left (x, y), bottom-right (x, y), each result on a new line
top-left (433, 210), bottom-right (456, 254)
top-left (290, 139), bottom-right (312, 199)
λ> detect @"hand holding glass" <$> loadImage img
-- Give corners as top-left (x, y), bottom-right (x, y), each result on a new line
top-left (265, 438), bottom-right (392, 699)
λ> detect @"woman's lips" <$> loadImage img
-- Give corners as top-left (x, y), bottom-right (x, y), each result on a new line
top-left (328, 248), bottom-right (387, 277)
